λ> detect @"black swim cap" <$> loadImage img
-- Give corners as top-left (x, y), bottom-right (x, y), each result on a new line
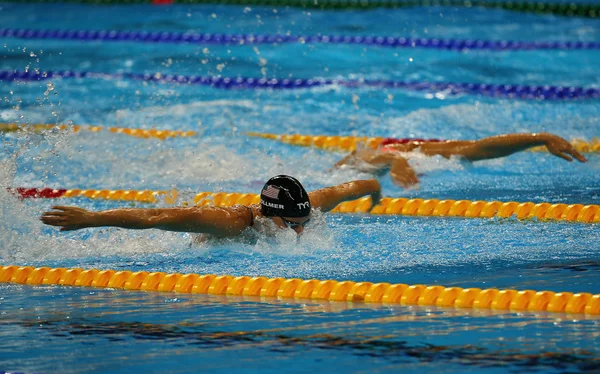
top-left (260, 175), bottom-right (311, 218)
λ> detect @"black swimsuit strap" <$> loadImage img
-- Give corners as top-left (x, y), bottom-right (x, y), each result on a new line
top-left (246, 206), bottom-right (254, 227)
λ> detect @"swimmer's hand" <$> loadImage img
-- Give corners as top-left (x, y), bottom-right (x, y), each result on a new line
top-left (368, 184), bottom-right (381, 212)
top-left (543, 134), bottom-right (588, 163)
top-left (41, 206), bottom-right (96, 231)
top-left (389, 158), bottom-right (420, 189)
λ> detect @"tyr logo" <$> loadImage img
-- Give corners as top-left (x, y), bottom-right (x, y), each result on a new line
top-left (297, 202), bottom-right (310, 209)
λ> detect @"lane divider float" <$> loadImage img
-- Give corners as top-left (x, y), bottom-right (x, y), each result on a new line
top-left (246, 132), bottom-right (600, 153)
top-left (9, 187), bottom-right (176, 204)
top-left (2, 69), bottom-right (599, 101)
top-left (1, 0), bottom-right (598, 18)
top-left (10, 187), bottom-right (600, 223)
top-left (4, 28), bottom-right (600, 51)
top-left (0, 123), bottom-right (196, 140)
top-left (1, 265), bottom-right (598, 315)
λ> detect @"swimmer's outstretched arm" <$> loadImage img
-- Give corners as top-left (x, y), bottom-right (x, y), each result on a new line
top-left (308, 179), bottom-right (381, 213)
top-left (41, 205), bottom-right (251, 237)
top-left (421, 133), bottom-right (588, 162)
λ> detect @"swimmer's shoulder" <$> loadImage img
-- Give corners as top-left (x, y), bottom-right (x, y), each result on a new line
top-left (229, 203), bottom-right (261, 227)
top-left (190, 204), bottom-right (258, 228)
top-left (189, 204), bottom-right (260, 242)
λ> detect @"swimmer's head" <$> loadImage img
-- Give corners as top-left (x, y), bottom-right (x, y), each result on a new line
top-left (260, 175), bottom-right (311, 233)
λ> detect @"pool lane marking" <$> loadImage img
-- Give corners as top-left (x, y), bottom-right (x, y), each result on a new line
top-left (0, 123), bottom-right (196, 140)
top-left (1, 265), bottom-right (599, 316)
top-left (1, 69), bottom-right (598, 101)
top-left (246, 132), bottom-right (600, 153)
top-left (3, 28), bottom-right (600, 51)
top-left (10, 188), bottom-right (600, 224)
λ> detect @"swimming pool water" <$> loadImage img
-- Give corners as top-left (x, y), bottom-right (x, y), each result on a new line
top-left (1, 2), bottom-right (599, 373)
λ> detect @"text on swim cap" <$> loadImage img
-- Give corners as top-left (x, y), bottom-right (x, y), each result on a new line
top-left (297, 202), bottom-right (310, 209)
top-left (261, 200), bottom-right (284, 209)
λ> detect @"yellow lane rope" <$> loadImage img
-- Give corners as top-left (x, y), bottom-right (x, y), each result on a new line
top-left (18, 187), bottom-right (600, 223)
top-left (247, 131), bottom-right (386, 151)
top-left (246, 132), bottom-right (600, 153)
top-left (0, 123), bottom-right (196, 140)
top-left (1, 265), bottom-right (598, 315)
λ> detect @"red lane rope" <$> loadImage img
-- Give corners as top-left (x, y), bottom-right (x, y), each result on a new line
top-left (9, 188), bottom-right (68, 199)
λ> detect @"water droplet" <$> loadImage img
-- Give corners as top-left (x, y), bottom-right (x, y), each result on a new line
top-left (44, 82), bottom-right (55, 96)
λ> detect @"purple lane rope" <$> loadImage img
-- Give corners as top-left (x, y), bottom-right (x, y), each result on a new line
top-left (1, 69), bottom-right (598, 100)
top-left (2, 28), bottom-right (599, 51)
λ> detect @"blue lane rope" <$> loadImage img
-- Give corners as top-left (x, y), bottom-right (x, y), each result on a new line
top-left (1, 69), bottom-right (598, 101)
top-left (2, 28), bottom-right (599, 52)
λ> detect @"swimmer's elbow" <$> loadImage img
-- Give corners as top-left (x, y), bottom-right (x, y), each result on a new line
top-left (144, 208), bottom-right (208, 232)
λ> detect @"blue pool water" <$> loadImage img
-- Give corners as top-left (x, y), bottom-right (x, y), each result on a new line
top-left (1, 2), bottom-right (600, 373)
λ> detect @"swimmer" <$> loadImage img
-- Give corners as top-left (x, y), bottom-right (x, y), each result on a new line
top-left (41, 175), bottom-right (381, 238)
top-left (333, 132), bottom-right (588, 188)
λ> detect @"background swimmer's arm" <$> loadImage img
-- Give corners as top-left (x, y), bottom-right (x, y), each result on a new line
top-left (389, 157), bottom-right (420, 188)
top-left (332, 150), bottom-right (400, 172)
top-left (308, 179), bottom-right (381, 213)
top-left (333, 151), bottom-right (359, 168)
top-left (422, 133), bottom-right (587, 162)
top-left (41, 205), bottom-right (250, 236)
